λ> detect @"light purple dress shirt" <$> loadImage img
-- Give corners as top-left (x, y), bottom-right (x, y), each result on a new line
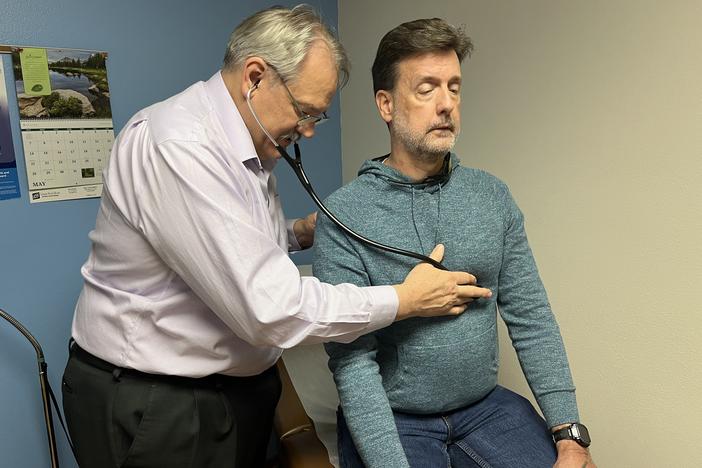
top-left (72, 72), bottom-right (397, 377)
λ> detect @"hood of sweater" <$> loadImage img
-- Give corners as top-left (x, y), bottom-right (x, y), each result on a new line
top-left (357, 152), bottom-right (458, 193)
top-left (355, 152), bottom-right (459, 256)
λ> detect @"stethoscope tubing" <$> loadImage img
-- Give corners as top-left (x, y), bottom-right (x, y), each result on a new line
top-left (246, 81), bottom-right (447, 270)
top-left (278, 142), bottom-right (448, 271)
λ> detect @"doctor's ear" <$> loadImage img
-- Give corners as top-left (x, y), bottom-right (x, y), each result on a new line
top-left (240, 57), bottom-right (267, 96)
top-left (375, 90), bottom-right (393, 123)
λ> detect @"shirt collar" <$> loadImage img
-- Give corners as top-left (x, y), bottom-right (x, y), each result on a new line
top-left (204, 71), bottom-right (261, 167)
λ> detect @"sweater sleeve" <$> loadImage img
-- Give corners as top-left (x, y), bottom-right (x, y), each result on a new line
top-left (497, 185), bottom-right (580, 427)
top-left (314, 208), bottom-right (411, 468)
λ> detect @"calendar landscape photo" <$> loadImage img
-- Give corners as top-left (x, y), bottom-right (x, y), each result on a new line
top-left (12, 49), bottom-right (112, 119)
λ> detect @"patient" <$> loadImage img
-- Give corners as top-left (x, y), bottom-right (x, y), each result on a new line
top-left (313, 18), bottom-right (596, 468)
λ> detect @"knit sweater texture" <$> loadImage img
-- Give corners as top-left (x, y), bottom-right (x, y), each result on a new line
top-left (313, 154), bottom-right (578, 467)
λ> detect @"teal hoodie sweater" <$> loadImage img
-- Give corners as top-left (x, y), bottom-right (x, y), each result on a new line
top-left (313, 154), bottom-right (578, 467)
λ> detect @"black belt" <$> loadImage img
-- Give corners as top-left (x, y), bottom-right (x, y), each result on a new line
top-left (69, 339), bottom-right (277, 388)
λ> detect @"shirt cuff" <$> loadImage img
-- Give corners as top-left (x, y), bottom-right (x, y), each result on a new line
top-left (287, 218), bottom-right (302, 251)
top-left (363, 285), bottom-right (398, 332)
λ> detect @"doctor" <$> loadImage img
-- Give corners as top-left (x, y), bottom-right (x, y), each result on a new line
top-left (61, 5), bottom-right (491, 468)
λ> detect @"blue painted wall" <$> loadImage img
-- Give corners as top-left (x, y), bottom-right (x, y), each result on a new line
top-left (0, 1), bottom-right (341, 466)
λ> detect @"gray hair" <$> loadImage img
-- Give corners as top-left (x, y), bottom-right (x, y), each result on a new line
top-left (223, 4), bottom-right (349, 87)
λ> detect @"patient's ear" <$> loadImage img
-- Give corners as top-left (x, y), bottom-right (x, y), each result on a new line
top-left (375, 90), bottom-right (393, 123)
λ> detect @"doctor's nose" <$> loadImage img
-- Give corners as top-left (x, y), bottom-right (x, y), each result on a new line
top-left (297, 123), bottom-right (316, 139)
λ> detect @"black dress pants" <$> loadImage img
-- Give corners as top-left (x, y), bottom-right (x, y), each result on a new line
top-left (61, 342), bottom-right (281, 468)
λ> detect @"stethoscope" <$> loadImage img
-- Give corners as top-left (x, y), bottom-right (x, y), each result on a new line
top-left (246, 81), bottom-right (447, 271)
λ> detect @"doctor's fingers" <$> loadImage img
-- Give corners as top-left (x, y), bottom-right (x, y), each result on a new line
top-left (447, 271), bottom-right (478, 285)
top-left (455, 284), bottom-right (493, 303)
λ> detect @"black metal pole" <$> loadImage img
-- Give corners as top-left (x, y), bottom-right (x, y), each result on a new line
top-left (39, 360), bottom-right (60, 467)
top-left (0, 308), bottom-right (60, 468)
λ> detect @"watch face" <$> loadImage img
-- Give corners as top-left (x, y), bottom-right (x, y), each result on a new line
top-left (572, 424), bottom-right (591, 446)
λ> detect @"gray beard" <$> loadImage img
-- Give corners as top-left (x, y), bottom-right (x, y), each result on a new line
top-left (392, 116), bottom-right (459, 161)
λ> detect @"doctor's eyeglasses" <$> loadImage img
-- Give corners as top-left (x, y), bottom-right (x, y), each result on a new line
top-left (267, 63), bottom-right (329, 128)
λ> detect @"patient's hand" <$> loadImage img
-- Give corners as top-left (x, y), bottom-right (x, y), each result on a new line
top-left (553, 441), bottom-right (596, 468)
top-left (393, 244), bottom-right (492, 321)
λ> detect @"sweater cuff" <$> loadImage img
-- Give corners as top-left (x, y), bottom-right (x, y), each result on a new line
top-left (537, 390), bottom-right (580, 428)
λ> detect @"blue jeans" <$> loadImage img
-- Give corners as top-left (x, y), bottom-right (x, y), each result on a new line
top-left (337, 386), bottom-right (557, 468)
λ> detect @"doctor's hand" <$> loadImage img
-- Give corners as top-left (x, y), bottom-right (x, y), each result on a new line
top-left (293, 211), bottom-right (317, 249)
top-left (393, 244), bottom-right (492, 321)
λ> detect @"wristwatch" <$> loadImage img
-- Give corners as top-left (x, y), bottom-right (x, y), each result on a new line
top-left (552, 423), bottom-right (591, 447)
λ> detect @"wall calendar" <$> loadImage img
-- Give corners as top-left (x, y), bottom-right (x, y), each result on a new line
top-left (4, 46), bottom-right (115, 203)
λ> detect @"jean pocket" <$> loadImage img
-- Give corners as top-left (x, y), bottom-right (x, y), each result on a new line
top-left (385, 322), bottom-right (498, 413)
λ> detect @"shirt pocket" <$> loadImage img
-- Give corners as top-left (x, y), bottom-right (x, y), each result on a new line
top-left (384, 322), bottom-right (498, 414)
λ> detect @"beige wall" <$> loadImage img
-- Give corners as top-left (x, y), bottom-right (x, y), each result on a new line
top-left (338, 1), bottom-right (702, 466)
